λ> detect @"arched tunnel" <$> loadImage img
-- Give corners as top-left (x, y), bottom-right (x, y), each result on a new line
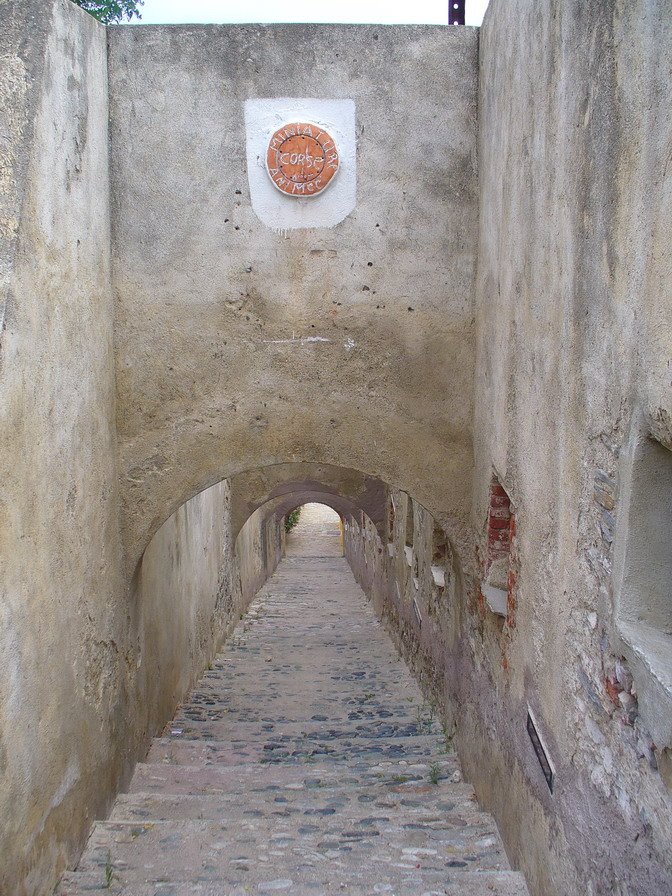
top-left (105, 459), bottom-right (477, 895)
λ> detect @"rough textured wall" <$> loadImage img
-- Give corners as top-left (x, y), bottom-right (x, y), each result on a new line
top-left (0, 9), bottom-right (287, 892)
top-left (470, 1), bottom-right (672, 894)
top-left (0, 3), bottom-right (126, 893)
top-left (106, 23), bottom-right (479, 570)
top-left (131, 479), bottom-right (258, 743)
top-left (344, 493), bottom-right (464, 736)
top-left (236, 503), bottom-right (285, 603)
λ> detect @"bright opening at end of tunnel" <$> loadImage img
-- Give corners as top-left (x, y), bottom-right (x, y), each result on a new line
top-left (285, 502), bottom-right (344, 557)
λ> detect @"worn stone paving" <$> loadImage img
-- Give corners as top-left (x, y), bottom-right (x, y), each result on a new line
top-left (57, 526), bottom-right (529, 895)
top-left (285, 503), bottom-right (343, 558)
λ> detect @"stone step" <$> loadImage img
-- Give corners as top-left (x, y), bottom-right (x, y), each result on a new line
top-left (191, 656), bottom-right (417, 681)
top-left (159, 717), bottom-right (445, 744)
top-left (145, 733), bottom-right (451, 767)
top-left (112, 779), bottom-right (479, 821)
top-left (129, 757), bottom-right (461, 796)
top-left (176, 694), bottom-right (421, 709)
top-left (71, 813), bottom-right (511, 883)
top-left (168, 710), bottom-right (431, 731)
top-left (58, 869), bottom-right (530, 896)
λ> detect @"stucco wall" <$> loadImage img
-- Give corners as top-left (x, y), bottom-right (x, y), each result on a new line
top-left (236, 504), bottom-right (285, 603)
top-left (106, 22), bottom-right (480, 571)
top-left (0, 9), bottom-right (287, 892)
top-left (3, 3), bottom-right (671, 895)
top-left (469, 0), bottom-right (672, 894)
top-left (344, 493), bottom-right (464, 734)
top-left (133, 479), bottom-right (258, 743)
top-left (0, 3), bottom-right (126, 893)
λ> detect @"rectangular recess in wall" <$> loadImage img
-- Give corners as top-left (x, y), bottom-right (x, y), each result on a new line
top-left (526, 711), bottom-right (554, 792)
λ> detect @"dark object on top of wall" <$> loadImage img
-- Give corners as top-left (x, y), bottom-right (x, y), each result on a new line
top-left (449, 0), bottom-right (466, 25)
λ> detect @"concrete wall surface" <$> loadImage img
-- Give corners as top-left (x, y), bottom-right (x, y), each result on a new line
top-left (131, 479), bottom-right (274, 744)
top-left (467, 0), bottom-right (672, 894)
top-left (0, 3), bottom-right (126, 893)
top-left (236, 503), bottom-right (285, 603)
top-left (106, 22), bottom-right (479, 570)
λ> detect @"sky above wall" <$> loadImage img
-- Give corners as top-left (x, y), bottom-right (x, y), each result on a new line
top-left (127, 0), bottom-right (490, 27)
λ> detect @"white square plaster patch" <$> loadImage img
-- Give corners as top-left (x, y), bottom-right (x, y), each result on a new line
top-left (244, 98), bottom-right (356, 231)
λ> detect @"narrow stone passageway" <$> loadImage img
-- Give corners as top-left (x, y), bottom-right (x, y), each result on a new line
top-left (285, 503), bottom-right (343, 557)
top-left (58, 515), bottom-right (528, 896)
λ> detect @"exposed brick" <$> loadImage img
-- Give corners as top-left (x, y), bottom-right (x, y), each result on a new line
top-left (488, 545), bottom-right (510, 563)
top-left (488, 528), bottom-right (511, 545)
top-left (506, 569), bottom-right (517, 628)
top-left (489, 495), bottom-right (511, 510)
top-left (484, 479), bottom-right (517, 630)
top-left (604, 675), bottom-right (623, 706)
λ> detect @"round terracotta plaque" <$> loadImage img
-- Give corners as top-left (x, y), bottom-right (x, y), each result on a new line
top-left (266, 122), bottom-right (339, 198)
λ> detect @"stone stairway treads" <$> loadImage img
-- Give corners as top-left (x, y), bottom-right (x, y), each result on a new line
top-left (127, 758), bottom-right (460, 796)
top-left (57, 555), bottom-right (529, 896)
top-left (146, 732), bottom-right (451, 767)
top-left (110, 780), bottom-right (479, 821)
top-left (58, 870), bottom-right (529, 896)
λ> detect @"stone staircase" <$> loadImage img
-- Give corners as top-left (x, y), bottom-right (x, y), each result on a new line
top-left (57, 556), bottom-right (529, 896)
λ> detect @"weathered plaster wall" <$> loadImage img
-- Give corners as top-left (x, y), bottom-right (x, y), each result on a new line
top-left (106, 22), bottom-right (479, 571)
top-left (468, 1), bottom-right (672, 894)
top-left (0, 3), bottom-right (127, 893)
top-left (4, 4), bottom-right (671, 895)
top-left (344, 492), bottom-right (464, 735)
top-left (0, 9), bottom-right (287, 893)
top-left (236, 503), bottom-right (285, 603)
top-left (131, 479), bottom-right (278, 743)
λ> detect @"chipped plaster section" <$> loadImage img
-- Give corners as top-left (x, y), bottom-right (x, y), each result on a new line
top-left (244, 98), bottom-right (356, 230)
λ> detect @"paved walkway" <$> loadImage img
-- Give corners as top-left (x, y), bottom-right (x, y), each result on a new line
top-left (58, 511), bottom-right (528, 896)
top-left (285, 503), bottom-right (343, 557)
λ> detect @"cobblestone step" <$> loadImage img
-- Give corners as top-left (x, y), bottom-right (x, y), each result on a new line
top-left (128, 757), bottom-right (461, 795)
top-left (159, 718), bottom-right (446, 743)
top-left (111, 780), bottom-right (479, 821)
top-left (75, 812), bottom-right (507, 876)
top-left (58, 869), bottom-right (530, 896)
top-left (146, 733), bottom-right (451, 767)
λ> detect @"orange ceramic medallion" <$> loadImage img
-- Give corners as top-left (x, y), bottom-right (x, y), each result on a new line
top-left (266, 122), bottom-right (339, 198)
